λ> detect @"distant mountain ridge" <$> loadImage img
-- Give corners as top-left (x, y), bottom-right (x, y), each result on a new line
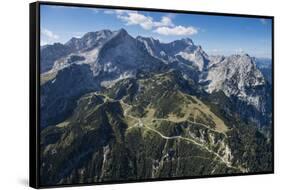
top-left (41, 28), bottom-right (272, 125)
top-left (39, 28), bottom-right (272, 185)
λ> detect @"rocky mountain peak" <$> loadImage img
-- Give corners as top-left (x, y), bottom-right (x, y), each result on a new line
top-left (202, 53), bottom-right (267, 111)
top-left (136, 36), bottom-right (160, 45)
top-left (40, 28), bottom-right (271, 117)
top-left (180, 37), bottom-right (194, 46)
top-left (64, 30), bottom-right (114, 52)
top-left (113, 28), bottom-right (130, 39)
top-left (117, 28), bottom-right (128, 35)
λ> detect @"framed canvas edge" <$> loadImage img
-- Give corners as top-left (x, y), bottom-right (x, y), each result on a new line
top-left (30, 1), bottom-right (40, 189)
top-left (29, 1), bottom-right (275, 189)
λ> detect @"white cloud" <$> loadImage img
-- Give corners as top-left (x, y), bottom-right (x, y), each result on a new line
top-left (104, 9), bottom-right (134, 15)
top-left (41, 28), bottom-right (59, 44)
top-left (115, 10), bottom-right (128, 15)
top-left (235, 48), bottom-right (245, 54)
top-left (260, 18), bottom-right (267, 25)
top-left (153, 16), bottom-right (174, 27)
top-left (91, 9), bottom-right (99, 13)
top-left (71, 32), bottom-right (85, 38)
top-left (107, 10), bottom-right (198, 36)
top-left (117, 13), bottom-right (175, 30)
top-left (154, 25), bottom-right (198, 36)
top-left (118, 12), bottom-right (154, 30)
top-left (41, 40), bottom-right (48, 46)
top-left (104, 10), bottom-right (115, 14)
top-left (41, 28), bottom-right (59, 40)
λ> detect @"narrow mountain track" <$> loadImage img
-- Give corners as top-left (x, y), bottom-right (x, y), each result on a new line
top-left (94, 92), bottom-right (245, 172)
top-left (135, 123), bottom-right (242, 172)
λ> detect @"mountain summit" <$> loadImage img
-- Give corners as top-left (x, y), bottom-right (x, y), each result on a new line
top-left (202, 54), bottom-right (267, 111)
top-left (40, 29), bottom-right (271, 128)
top-left (39, 29), bottom-right (272, 185)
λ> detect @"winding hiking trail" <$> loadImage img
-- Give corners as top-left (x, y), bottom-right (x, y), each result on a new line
top-left (94, 92), bottom-right (246, 172)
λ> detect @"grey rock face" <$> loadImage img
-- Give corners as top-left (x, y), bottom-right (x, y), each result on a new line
top-left (202, 54), bottom-right (266, 111)
top-left (65, 30), bottom-right (114, 52)
top-left (40, 64), bottom-right (99, 128)
top-left (40, 29), bottom-right (272, 129)
top-left (40, 43), bottom-right (72, 73)
top-left (136, 36), bottom-right (209, 71)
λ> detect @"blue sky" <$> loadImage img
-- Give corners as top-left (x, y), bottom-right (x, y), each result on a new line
top-left (40, 5), bottom-right (272, 58)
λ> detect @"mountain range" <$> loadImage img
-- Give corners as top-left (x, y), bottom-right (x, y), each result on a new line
top-left (40, 28), bottom-right (272, 185)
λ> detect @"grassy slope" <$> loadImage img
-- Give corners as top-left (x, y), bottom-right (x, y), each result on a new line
top-left (40, 70), bottom-right (271, 185)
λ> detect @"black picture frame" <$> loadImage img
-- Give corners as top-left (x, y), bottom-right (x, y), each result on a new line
top-left (30, 1), bottom-right (274, 188)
